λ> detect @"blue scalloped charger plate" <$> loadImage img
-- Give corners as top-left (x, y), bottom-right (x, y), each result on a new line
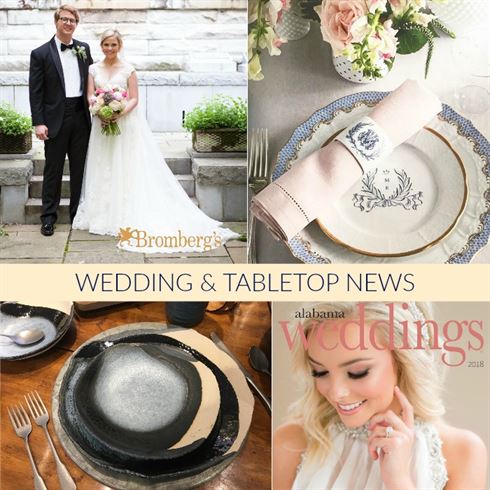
top-left (273, 92), bottom-right (490, 264)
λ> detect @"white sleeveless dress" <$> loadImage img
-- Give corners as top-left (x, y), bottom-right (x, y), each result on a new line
top-left (72, 61), bottom-right (238, 253)
top-left (293, 419), bottom-right (448, 490)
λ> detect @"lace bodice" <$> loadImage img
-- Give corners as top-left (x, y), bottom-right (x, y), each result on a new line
top-left (293, 419), bottom-right (448, 490)
top-left (89, 61), bottom-right (135, 90)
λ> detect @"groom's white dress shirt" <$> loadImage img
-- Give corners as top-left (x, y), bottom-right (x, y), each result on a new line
top-left (55, 36), bottom-right (82, 97)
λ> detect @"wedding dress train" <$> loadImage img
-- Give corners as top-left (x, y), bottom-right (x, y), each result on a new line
top-left (73, 61), bottom-right (238, 253)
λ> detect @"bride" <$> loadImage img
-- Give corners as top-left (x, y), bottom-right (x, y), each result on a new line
top-left (72, 29), bottom-right (238, 253)
top-left (274, 302), bottom-right (487, 490)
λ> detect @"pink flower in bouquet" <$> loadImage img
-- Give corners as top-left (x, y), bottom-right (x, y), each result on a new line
top-left (315, 0), bottom-right (369, 55)
top-left (89, 85), bottom-right (128, 136)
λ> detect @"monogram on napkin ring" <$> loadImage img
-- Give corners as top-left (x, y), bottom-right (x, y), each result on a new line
top-left (335, 116), bottom-right (394, 172)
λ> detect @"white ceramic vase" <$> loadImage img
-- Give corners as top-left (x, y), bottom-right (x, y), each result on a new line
top-left (332, 55), bottom-right (389, 84)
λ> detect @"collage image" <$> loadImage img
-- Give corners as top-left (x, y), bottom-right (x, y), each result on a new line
top-left (0, 0), bottom-right (489, 489)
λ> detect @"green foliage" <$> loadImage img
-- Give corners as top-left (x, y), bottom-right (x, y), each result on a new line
top-left (0, 227), bottom-right (8, 237)
top-left (397, 23), bottom-right (435, 77)
top-left (396, 27), bottom-right (428, 54)
top-left (0, 104), bottom-right (32, 136)
top-left (183, 95), bottom-right (247, 132)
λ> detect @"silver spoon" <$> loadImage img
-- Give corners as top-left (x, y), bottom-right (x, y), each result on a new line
top-left (0, 328), bottom-right (45, 345)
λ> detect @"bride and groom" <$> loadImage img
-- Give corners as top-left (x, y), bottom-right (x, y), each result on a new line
top-left (28, 4), bottom-right (237, 253)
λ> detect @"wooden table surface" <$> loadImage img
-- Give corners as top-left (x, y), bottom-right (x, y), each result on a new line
top-left (0, 302), bottom-right (271, 490)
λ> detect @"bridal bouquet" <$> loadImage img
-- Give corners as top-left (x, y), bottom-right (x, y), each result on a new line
top-left (89, 86), bottom-right (128, 136)
top-left (315, 0), bottom-right (455, 79)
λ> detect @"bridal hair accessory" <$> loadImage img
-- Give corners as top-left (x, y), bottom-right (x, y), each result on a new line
top-left (385, 426), bottom-right (394, 438)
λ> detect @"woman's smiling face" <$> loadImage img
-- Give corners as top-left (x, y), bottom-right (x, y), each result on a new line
top-left (307, 319), bottom-right (399, 427)
top-left (101, 36), bottom-right (121, 59)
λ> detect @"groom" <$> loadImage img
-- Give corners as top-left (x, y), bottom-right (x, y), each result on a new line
top-left (29, 4), bottom-right (93, 236)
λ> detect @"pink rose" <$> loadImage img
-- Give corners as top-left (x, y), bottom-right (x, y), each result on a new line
top-left (315, 0), bottom-right (369, 55)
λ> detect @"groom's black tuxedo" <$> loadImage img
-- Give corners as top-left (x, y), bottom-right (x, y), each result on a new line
top-left (29, 36), bottom-right (93, 225)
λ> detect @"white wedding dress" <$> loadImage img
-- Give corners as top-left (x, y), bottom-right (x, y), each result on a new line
top-left (293, 419), bottom-right (448, 490)
top-left (73, 61), bottom-right (238, 253)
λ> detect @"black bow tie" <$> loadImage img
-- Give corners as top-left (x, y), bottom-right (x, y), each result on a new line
top-left (61, 43), bottom-right (74, 51)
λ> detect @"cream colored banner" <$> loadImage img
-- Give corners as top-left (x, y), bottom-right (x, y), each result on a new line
top-left (1, 264), bottom-right (489, 302)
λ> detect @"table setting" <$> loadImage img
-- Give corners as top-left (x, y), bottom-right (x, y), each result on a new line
top-left (248, 0), bottom-right (490, 264)
top-left (0, 302), bottom-right (271, 490)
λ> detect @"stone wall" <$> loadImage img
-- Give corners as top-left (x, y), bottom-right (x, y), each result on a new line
top-left (0, 0), bottom-right (247, 131)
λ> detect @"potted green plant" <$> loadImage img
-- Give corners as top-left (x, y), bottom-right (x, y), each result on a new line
top-left (183, 95), bottom-right (247, 153)
top-left (0, 104), bottom-right (32, 154)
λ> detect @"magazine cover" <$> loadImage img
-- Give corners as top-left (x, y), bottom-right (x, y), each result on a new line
top-left (272, 302), bottom-right (489, 490)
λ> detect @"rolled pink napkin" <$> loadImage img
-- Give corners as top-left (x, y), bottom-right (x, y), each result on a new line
top-left (250, 80), bottom-right (442, 241)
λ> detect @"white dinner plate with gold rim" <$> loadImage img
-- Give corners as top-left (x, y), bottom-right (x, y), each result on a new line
top-left (272, 92), bottom-right (490, 264)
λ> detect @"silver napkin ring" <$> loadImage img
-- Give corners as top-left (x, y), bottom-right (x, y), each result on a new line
top-left (335, 116), bottom-right (394, 172)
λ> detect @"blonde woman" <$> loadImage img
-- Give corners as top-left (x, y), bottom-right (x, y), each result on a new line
top-left (72, 30), bottom-right (237, 253)
top-left (274, 302), bottom-right (487, 490)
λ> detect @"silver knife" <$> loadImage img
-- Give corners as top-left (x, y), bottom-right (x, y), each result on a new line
top-left (210, 332), bottom-right (271, 414)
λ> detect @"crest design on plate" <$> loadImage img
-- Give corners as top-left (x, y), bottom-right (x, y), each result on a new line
top-left (353, 169), bottom-right (423, 212)
top-left (346, 121), bottom-right (381, 161)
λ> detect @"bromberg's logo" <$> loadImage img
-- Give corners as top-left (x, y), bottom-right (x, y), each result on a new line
top-left (117, 227), bottom-right (222, 251)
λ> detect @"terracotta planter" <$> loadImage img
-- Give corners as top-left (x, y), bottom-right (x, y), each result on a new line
top-left (0, 131), bottom-right (32, 154)
top-left (192, 128), bottom-right (246, 153)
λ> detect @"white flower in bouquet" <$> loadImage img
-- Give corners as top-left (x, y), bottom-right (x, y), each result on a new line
top-left (248, 0), bottom-right (290, 80)
top-left (368, 0), bottom-right (387, 13)
top-left (350, 16), bottom-right (371, 45)
top-left (90, 102), bottom-right (102, 115)
top-left (412, 11), bottom-right (436, 26)
top-left (373, 20), bottom-right (398, 59)
top-left (109, 100), bottom-right (123, 112)
top-left (267, 0), bottom-right (291, 26)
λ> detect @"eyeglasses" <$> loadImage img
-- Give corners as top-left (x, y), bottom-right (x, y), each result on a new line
top-left (59, 17), bottom-right (77, 25)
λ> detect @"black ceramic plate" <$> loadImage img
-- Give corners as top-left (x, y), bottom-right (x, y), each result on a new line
top-left (0, 302), bottom-right (74, 361)
top-left (58, 328), bottom-right (244, 482)
top-left (73, 342), bottom-right (217, 462)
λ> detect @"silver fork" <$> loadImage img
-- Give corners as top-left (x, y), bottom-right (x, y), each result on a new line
top-left (8, 403), bottom-right (47, 490)
top-left (248, 128), bottom-right (270, 263)
top-left (25, 391), bottom-right (77, 490)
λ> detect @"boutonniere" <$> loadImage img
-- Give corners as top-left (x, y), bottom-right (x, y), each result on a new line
top-left (73, 45), bottom-right (87, 62)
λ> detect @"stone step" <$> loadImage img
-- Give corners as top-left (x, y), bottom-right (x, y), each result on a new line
top-left (29, 175), bottom-right (70, 198)
top-left (25, 197), bottom-right (199, 225)
top-left (32, 156), bottom-right (191, 176)
top-left (25, 198), bottom-right (70, 225)
top-left (29, 173), bottom-right (195, 198)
